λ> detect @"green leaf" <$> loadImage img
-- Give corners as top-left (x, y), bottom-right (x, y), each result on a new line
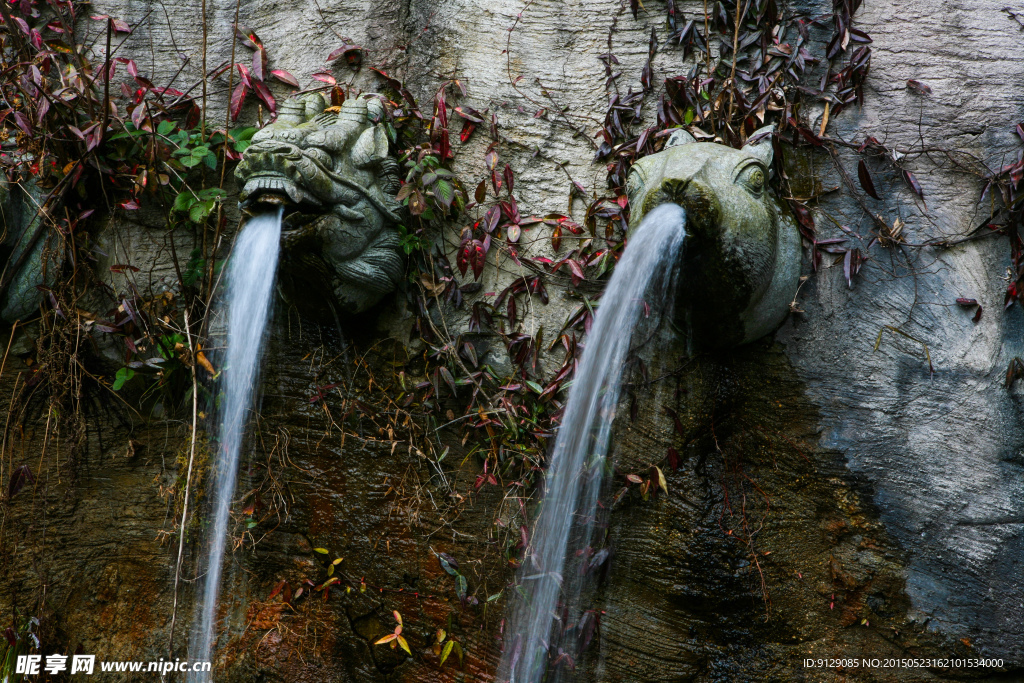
top-left (188, 199), bottom-right (215, 224)
top-left (525, 380), bottom-right (544, 394)
top-left (157, 120), bottom-right (175, 135)
top-left (203, 152), bottom-right (217, 170)
top-left (314, 547), bottom-right (329, 554)
top-left (112, 367), bottom-right (135, 391)
top-left (197, 188), bottom-right (226, 200)
top-left (180, 156), bottom-right (202, 168)
top-left (233, 140), bottom-right (251, 153)
top-left (173, 192), bottom-right (195, 212)
top-left (246, 520), bottom-right (258, 528)
top-left (435, 179), bottom-right (454, 208)
top-left (231, 126), bottom-right (257, 141)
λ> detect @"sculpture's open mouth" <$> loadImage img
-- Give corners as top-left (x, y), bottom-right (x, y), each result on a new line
top-left (239, 174), bottom-right (324, 212)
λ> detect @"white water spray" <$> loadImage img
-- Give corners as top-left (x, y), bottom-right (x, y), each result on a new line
top-left (189, 209), bottom-right (282, 678)
top-left (500, 203), bottom-right (687, 682)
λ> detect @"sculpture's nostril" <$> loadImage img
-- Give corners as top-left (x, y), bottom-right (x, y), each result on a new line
top-left (662, 178), bottom-right (689, 202)
top-left (679, 180), bottom-right (720, 234)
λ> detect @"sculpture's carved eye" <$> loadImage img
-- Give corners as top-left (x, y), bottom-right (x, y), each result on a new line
top-left (736, 163), bottom-right (766, 195)
top-left (305, 147), bottom-right (333, 169)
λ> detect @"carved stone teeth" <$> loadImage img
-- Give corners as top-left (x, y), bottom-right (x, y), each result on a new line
top-left (240, 176), bottom-right (322, 208)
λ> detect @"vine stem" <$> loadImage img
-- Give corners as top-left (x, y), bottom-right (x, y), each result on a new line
top-left (503, 0), bottom-right (597, 148)
top-left (725, 0), bottom-right (750, 130)
top-left (205, 0), bottom-right (242, 314)
top-left (168, 306), bottom-right (200, 657)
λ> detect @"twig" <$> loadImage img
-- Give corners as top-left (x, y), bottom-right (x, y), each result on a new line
top-left (168, 307), bottom-right (200, 656)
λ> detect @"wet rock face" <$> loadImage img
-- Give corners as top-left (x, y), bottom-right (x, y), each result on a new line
top-left (593, 341), bottom-right (972, 681)
top-left (627, 130), bottom-right (801, 348)
top-left (235, 94), bottom-right (403, 318)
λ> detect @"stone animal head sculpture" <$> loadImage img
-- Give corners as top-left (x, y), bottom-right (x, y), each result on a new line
top-left (235, 94), bottom-right (403, 318)
top-left (626, 126), bottom-right (800, 348)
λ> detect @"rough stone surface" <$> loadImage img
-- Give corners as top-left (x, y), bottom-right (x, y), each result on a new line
top-left (3, 0), bottom-right (1024, 680)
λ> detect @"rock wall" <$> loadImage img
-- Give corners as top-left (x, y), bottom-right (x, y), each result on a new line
top-left (3, 0), bottom-right (1024, 680)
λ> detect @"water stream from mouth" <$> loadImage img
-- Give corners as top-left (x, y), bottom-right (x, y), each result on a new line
top-left (499, 203), bottom-right (687, 683)
top-left (189, 209), bottom-right (282, 680)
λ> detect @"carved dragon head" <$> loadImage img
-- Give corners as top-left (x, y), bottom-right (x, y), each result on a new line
top-left (626, 126), bottom-right (801, 348)
top-left (235, 93), bottom-right (403, 317)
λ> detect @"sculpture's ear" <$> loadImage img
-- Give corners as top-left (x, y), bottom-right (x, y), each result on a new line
top-left (352, 125), bottom-right (391, 168)
top-left (303, 93), bottom-right (329, 121)
top-left (743, 124), bottom-right (775, 166)
top-left (666, 128), bottom-right (697, 147)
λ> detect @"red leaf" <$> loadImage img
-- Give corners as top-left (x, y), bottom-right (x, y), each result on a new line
top-left (327, 43), bottom-right (363, 62)
top-left (503, 164), bottom-right (514, 195)
top-left (902, 169), bottom-right (924, 200)
top-left (788, 200), bottom-right (815, 241)
top-left (236, 63), bottom-right (253, 89)
top-left (251, 48), bottom-right (267, 82)
top-left (906, 79), bottom-right (931, 95)
top-left (253, 79), bottom-right (277, 115)
top-left (7, 465), bottom-right (34, 498)
top-left (268, 580), bottom-right (287, 600)
top-left (131, 103), bottom-right (147, 129)
top-left (857, 159), bottom-right (880, 200)
top-left (270, 69), bottom-right (299, 88)
top-left (234, 23), bottom-right (263, 50)
top-left (312, 72), bottom-right (337, 86)
top-left (667, 447), bottom-right (680, 471)
top-left (459, 119), bottom-right (476, 143)
top-left (454, 106), bottom-right (484, 123)
top-left (565, 259), bottom-right (585, 285)
top-left (551, 225), bottom-right (562, 252)
top-left (230, 81), bottom-right (248, 121)
top-left (11, 111), bottom-right (31, 136)
top-left (469, 239), bottom-right (486, 279)
top-left (483, 205), bottom-right (500, 234)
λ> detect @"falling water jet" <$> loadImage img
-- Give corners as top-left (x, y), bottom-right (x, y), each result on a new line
top-left (500, 203), bottom-right (687, 683)
top-left (189, 209), bottom-right (283, 680)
